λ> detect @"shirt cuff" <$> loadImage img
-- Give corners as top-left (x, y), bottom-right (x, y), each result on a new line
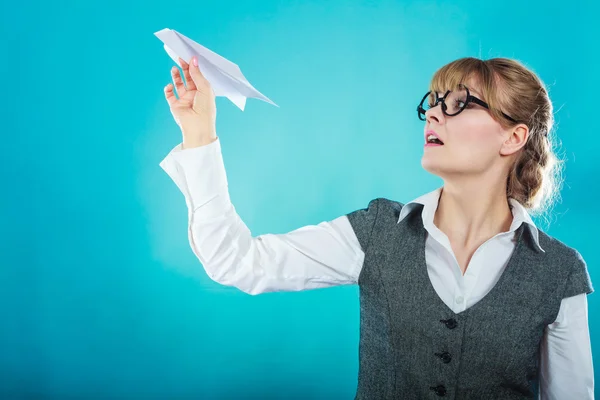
top-left (158, 137), bottom-right (229, 211)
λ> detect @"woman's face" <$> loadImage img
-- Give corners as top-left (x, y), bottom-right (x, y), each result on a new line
top-left (421, 80), bottom-right (512, 179)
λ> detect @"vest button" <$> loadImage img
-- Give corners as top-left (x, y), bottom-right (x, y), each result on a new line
top-left (438, 351), bottom-right (451, 363)
top-left (440, 318), bottom-right (458, 329)
top-left (430, 384), bottom-right (447, 396)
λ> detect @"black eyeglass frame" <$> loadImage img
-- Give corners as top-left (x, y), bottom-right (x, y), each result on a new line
top-left (417, 84), bottom-right (518, 123)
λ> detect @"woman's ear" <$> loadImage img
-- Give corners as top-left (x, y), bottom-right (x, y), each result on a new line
top-left (500, 124), bottom-right (529, 156)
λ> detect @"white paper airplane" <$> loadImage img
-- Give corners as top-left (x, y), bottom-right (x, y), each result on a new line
top-left (154, 28), bottom-right (278, 111)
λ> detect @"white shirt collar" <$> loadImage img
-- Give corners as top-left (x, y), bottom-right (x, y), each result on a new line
top-left (397, 186), bottom-right (544, 252)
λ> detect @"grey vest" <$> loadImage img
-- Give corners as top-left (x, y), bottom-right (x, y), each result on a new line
top-left (346, 198), bottom-right (594, 399)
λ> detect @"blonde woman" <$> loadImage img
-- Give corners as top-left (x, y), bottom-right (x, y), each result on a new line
top-left (160, 56), bottom-right (594, 399)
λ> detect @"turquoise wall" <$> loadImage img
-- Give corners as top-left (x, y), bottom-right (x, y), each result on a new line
top-left (1, 0), bottom-right (597, 397)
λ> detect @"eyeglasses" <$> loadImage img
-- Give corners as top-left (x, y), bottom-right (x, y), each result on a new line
top-left (417, 84), bottom-right (518, 123)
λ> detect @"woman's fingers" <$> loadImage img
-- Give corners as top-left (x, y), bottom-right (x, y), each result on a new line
top-left (164, 83), bottom-right (177, 106)
top-left (179, 57), bottom-right (197, 91)
top-left (165, 57), bottom-right (213, 107)
top-left (188, 56), bottom-right (211, 93)
top-left (171, 65), bottom-right (187, 98)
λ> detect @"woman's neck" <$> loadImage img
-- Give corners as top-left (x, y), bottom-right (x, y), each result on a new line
top-left (433, 182), bottom-right (513, 248)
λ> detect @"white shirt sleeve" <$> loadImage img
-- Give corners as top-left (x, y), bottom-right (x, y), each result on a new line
top-left (159, 137), bottom-right (364, 295)
top-left (539, 293), bottom-right (594, 399)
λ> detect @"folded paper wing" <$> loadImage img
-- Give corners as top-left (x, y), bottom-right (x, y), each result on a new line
top-left (154, 28), bottom-right (278, 111)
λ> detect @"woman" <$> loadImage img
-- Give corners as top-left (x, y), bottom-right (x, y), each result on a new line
top-left (159, 56), bottom-right (594, 399)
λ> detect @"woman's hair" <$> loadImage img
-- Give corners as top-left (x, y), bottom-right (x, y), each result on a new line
top-left (429, 57), bottom-right (565, 226)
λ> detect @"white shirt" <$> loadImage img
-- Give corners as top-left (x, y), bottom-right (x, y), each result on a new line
top-left (159, 137), bottom-right (594, 399)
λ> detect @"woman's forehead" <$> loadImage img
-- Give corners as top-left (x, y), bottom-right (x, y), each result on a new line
top-left (434, 81), bottom-right (483, 97)
top-left (468, 86), bottom-right (483, 97)
top-left (461, 76), bottom-right (483, 96)
top-left (431, 70), bottom-right (481, 90)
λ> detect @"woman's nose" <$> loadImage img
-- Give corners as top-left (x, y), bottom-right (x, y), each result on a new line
top-left (426, 105), bottom-right (444, 124)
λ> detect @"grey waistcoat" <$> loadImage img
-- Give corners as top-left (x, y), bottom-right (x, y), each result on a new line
top-left (346, 198), bottom-right (594, 400)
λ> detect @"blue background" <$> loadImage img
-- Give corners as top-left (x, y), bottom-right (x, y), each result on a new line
top-left (1, 0), bottom-right (598, 398)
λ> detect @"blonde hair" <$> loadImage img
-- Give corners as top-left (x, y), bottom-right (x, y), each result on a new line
top-left (429, 57), bottom-right (565, 225)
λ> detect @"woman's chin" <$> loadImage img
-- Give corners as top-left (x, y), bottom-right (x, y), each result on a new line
top-left (421, 156), bottom-right (440, 172)
top-left (421, 157), bottom-right (451, 178)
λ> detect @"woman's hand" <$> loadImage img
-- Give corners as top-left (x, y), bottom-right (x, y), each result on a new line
top-left (164, 56), bottom-right (218, 148)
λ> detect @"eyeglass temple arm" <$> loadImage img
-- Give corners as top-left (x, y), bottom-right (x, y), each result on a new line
top-left (468, 96), bottom-right (517, 123)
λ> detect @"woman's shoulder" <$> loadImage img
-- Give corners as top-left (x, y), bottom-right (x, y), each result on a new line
top-left (345, 197), bottom-right (407, 252)
top-left (537, 229), bottom-right (585, 262)
top-left (536, 230), bottom-right (594, 297)
top-left (346, 196), bottom-right (430, 225)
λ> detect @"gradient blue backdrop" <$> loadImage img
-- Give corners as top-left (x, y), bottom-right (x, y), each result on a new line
top-left (1, 0), bottom-right (598, 398)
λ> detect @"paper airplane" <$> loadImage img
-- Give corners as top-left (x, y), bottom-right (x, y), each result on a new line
top-left (154, 28), bottom-right (278, 111)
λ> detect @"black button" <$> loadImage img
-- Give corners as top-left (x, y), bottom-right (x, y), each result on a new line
top-left (440, 318), bottom-right (457, 329)
top-left (430, 385), bottom-right (447, 396)
top-left (435, 351), bottom-right (451, 363)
